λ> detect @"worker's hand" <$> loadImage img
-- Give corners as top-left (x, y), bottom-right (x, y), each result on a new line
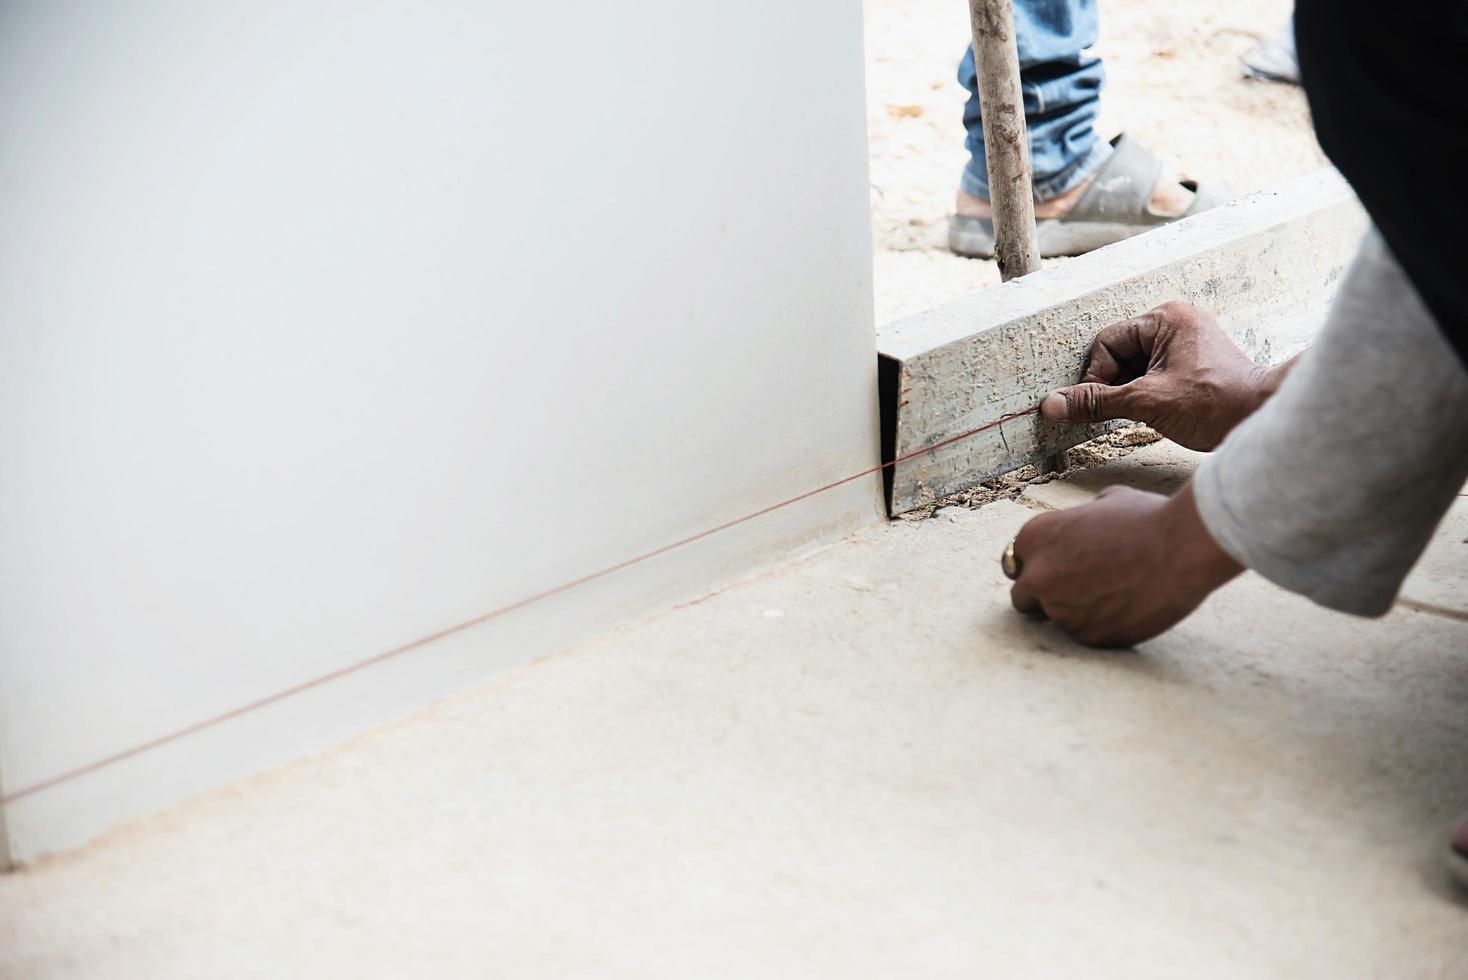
top-left (1039, 301), bottom-right (1284, 451)
top-left (1009, 481), bottom-right (1241, 648)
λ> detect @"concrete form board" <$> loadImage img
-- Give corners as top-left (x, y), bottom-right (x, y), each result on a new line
top-left (878, 169), bottom-right (1368, 514)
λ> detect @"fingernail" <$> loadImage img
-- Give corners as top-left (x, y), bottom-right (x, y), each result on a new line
top-left (1040, 392), bottom-right (1068, 421)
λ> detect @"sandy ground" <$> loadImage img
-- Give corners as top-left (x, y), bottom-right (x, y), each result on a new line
top-left (865, 0), bottom-right (1328, 324)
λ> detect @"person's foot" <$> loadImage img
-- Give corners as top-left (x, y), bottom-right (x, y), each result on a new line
top-left (948, 136), bottom-right (1230, 260)
top-left (956, 167), bottom-right (1196, 221)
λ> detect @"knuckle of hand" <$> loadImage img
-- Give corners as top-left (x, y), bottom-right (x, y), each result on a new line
top-left (1024, 565), bottom-right (1052, 592)
top-left (1015, 513), bottom-right (1054, 550)
top-left (1079, 385), bottom-right (1106, 421)
top-left (1157, 299), bottom-right (1195, 322)
top-left (1054, 611), bottom-right (1085, 635)
top-left (1023, 562), bottom-right (1066, 599)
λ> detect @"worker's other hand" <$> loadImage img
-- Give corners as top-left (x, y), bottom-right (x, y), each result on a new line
top-left (1039, 300), bottom-right (1278, 451)
top-left (1009, 481), bottom-right (1241, 648)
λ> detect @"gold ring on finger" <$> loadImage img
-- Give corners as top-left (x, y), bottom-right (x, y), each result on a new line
top-left (1000, 538), bottom-right (1022, 580)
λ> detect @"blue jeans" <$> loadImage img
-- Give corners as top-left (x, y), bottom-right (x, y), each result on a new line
top-left (958, 0), bottom-right (1109, 203)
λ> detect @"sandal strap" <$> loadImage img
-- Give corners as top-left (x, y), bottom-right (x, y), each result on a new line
top-left (1182, 177), bottom-right (1233, 217)
top-left (1061, 134), bottom-right (1165, 225)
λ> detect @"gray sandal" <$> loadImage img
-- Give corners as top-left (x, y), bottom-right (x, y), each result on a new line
top-left (948, 134), bottom-right (1232, 259)
top-left (1241, 22), bottom-right (1300, 85)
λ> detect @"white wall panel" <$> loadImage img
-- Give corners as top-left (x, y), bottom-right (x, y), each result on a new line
top-left (0, 0), bottom-right (879, 860)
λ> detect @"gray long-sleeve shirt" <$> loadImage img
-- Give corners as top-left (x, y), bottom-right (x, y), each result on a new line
top-left (1193, 230), bottom-right (1468, 616)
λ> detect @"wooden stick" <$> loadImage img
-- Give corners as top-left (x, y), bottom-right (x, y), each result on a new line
top-left (967, 0), bottom-right (1040, 281)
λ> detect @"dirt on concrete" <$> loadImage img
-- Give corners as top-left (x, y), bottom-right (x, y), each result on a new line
top-left (898, 422), bottom-right (1164, 520)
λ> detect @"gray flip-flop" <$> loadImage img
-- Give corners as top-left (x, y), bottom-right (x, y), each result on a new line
top-left (948, 134), bottom-right (1232, 259)
top-left (1241, 22), bottom-right (1300, 85)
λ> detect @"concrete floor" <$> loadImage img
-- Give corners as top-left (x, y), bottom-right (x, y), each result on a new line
top-left (4, 442), bottom-right (1467, 978)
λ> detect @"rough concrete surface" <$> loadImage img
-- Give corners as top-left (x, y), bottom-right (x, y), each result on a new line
top-left (3, 442), bottom-right (1466, 978)
top-left (879, 169), bottom-right (1366, 514)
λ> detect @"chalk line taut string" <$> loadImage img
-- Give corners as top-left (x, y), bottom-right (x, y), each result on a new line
top-left (1, 407), bottom-right (1040, 806)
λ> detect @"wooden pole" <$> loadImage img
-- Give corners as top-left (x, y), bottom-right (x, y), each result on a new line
top-left (967, 0), bottom-right (1040, 281)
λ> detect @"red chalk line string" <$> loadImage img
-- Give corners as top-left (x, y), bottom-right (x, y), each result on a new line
top-left (1, 407), bottom-right (1040, 807)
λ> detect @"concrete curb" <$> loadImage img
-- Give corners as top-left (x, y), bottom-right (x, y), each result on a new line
top-left (877, 168), bottom-right (1367, 515)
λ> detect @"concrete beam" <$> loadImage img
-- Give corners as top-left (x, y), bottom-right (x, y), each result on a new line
top-left (877, 168), bottom-right (1367, 515)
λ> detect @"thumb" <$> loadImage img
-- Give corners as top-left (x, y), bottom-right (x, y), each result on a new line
top-left (1039, 381), bottom-right (1144, 424)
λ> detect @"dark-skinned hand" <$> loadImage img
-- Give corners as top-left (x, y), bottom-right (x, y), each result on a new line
top-left (1038, 300), bottom-right (1292, 450)
top-left (1009, 482), bottom-right (1242, 648)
